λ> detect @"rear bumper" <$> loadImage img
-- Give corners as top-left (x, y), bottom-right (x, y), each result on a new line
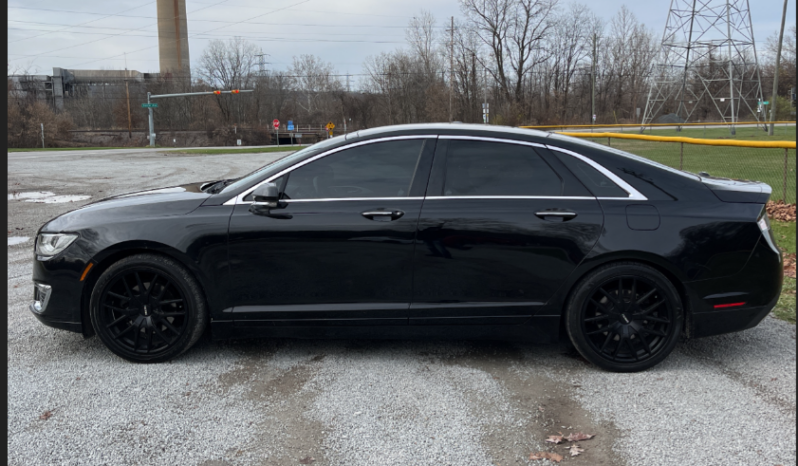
top-left (686, 235), bottom-right (783, 338)
top-left (690, 293), bottom-right (779, 338)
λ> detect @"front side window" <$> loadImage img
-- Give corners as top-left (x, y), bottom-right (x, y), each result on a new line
top-left (443, 140), bottom-right (562, 196)
top-left (282, 139), bottom-right (425, 200)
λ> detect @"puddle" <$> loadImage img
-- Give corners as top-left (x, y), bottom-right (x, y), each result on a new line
top-left (8, 237), bottom-right (30, 246)
top-left (26, 195), bottom-right (91, 204)
top-left (8, 191), bottom-right (54, 200)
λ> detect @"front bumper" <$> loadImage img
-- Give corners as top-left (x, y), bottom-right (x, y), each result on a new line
top-left (28, 305), bottom-right (83, 333)
top-left (30, 254), bottom-right (88, 335)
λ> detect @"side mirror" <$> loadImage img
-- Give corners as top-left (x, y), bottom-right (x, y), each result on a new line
top-left (251, 182), bottom-right (279, 208)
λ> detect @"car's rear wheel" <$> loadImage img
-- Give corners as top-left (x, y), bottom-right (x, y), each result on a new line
top-left (89, 254), bottom-right (207, 363)
top-left (565, 262), bottom-right (683, 372)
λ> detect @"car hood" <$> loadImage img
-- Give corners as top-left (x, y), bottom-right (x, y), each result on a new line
top-left (41, 182), bottom-right (212, 232)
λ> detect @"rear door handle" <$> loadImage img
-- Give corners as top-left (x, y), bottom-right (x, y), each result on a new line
top-left (362, 210), bottom-right (404, 221)
top-left (535, 211), bottom-right (577, 221)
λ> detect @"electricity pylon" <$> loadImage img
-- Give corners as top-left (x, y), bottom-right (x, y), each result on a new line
top-left (642, 0), bottom-right (764, 133)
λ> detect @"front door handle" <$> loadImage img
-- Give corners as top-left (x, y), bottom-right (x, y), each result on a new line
top-left (362, 210), bottom-right (404, 221)
top-left (535, 211), bottom-right (577, 221)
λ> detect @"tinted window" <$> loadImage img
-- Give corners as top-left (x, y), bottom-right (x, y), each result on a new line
top-left (282, 139), bottom-right (424, 199)
top-left (443, 141), bottom-right (562, 196)
top-left (554, 152), bottom-right (628, 198)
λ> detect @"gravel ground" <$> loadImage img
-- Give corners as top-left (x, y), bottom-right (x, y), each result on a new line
top-left (7, 148), bottom-right (796, 466)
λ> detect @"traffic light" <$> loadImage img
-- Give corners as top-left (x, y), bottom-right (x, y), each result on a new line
top-left (213, 90), bottom-right (221, 95)
top-left (231, 89), bottom-right (240, 94)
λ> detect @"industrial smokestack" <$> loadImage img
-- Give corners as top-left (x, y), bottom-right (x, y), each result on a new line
top-left (157, 0), bottom-right (190, 77)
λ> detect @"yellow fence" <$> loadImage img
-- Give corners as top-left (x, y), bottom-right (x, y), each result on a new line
top-left (520, 121), bottom-right (796, 130)
top-left (553, 132), bottom-right (797, 204)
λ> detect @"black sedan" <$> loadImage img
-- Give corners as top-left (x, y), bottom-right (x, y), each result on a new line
top-left (31, 123), bottom-right (783, 371)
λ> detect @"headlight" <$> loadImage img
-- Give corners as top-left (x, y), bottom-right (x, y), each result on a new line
top-left (35, 233), bottom-right (78, 258)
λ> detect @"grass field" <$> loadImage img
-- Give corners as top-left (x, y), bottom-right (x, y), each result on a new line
top-left (772, 221), bottom-right (796, 324)
top-left (576, 135), bottom-right (796, 203)
top-left (592, 124), bottom-right (796, 141)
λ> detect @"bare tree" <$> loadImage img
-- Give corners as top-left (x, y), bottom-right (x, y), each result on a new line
top-left (197, 38), bottom-right (260, 123)
top-left (460, 0), bottom-right (558, 109)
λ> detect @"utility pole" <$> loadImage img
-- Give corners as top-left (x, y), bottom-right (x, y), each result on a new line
top-left (591, 33), bottom-right (597, 125)
top-left (41, 123), bottom-right (45, 149)
top-left (450, 16), bottom-right (454, 123)
top-left (484, 66), bottom-right (488, 124)
top-left (472, 52), bottom-right (477, 122)
top-left (387, 68), bottom-right (393, 125)
top-left (125, 52), bottom-right (132, 138)
top-left (769, 0), bottom-right (789, 135)
top-left (148, 92), bottom-right (155, 147)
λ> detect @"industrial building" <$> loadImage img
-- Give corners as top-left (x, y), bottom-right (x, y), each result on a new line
top-left (9, 0), bottom-right (191, 112)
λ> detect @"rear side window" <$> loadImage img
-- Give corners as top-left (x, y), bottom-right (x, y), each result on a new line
top-left (443, 141), bottom-right (562, 196)
top-left (553, 152), bottom-right (628, 198)
top-left (282, 139), bottom-right (424, 199)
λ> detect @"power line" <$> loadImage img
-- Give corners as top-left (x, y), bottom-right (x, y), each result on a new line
top-left (7, 7), bottom-right (435, 28)
top-left (8, 21), bottom-right (408, 37)
top-left (8, 1), bottom-right (156, 44)
top-left (7, 26), bottom-right (406, 43)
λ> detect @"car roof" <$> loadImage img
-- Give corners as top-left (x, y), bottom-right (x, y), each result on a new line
top-left (345, 123), bottom-right (552, 144)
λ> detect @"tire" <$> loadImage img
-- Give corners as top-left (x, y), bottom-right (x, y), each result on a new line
top-left (564, 262), bottom-right (683, 372)
top-left (89, 253), bottom-right (208, 363)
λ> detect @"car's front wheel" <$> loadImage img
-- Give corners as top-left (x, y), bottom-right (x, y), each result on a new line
top-left (565, 262), bottom-right (683, 372)
top-left (89, 253), bottom-right (207, 363)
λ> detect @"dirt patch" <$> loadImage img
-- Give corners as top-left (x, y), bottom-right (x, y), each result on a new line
top-left (211, 340), bottom-right (329, 466)
top-left (442, 342), bottom-right (625, 466)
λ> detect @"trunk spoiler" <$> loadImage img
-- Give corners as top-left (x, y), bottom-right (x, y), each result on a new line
top-left (701, 176), bottom-right (772, 203)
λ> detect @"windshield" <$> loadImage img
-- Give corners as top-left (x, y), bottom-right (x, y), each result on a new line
top-left (547, 133), bottom-right (701, 181)
top-left (219, 136), bottom-right (346, 195)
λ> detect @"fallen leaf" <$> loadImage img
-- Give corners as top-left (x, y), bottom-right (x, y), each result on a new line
top-left (568, 445), bottom-right (584, 457)
top-left (40, 410), bottom-right (53, 420)
top-left (766, 201), bottom-right (796, 222)
top-left (529, 451), bottom-right (563, 463)
top-left (783, 253), bottom-right (796, 279)
top-left (565, 432), bottom-right (595, 442)
top-left (299, 457), bottom-right (315, 464)
top-left (545, 433), bottom-right (564, 444)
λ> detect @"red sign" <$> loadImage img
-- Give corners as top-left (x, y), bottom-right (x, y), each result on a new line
top-left (273, 119), bottom-right (280, 129)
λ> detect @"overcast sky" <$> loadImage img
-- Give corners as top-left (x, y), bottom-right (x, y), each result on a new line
top-left (8, 0), bottom-right (796, 81)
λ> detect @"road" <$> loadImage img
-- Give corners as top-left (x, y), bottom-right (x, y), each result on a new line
top-left (7, 148), bottom-right (796, 466)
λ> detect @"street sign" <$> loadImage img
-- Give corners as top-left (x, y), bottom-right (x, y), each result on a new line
top-left (295, 133), bottom-right (303, 138)
top-left (762, 101), bottom-right (770, 105)
top-left (325, 121), bottom-right (335, 131)
top-left (141, 103), bottom-right (158, 108)
top-left (273, 119), bottom-right (280, 129)
top-left (287, 120), bottom-right (294, 131)
top-left (237, 139), bottom-right (242, 146)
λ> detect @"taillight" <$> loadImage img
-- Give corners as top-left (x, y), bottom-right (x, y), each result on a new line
top-left (757, 215), bottom-right (769, 233)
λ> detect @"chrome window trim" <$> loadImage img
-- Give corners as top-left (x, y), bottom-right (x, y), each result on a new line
top-left (224, 135), bottom-right (438, 205)
top-left (425, 196), bottom-right (597, 201)
top-left (545, 145), bottom-right (648, 201)
top-left (282, 197), bottom-right (425, 203)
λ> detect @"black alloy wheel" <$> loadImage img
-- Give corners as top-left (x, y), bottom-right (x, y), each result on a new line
top-left (90, 254), bottom-right (207, 363)
top-left (565, 262), bottom-right (683, 372)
